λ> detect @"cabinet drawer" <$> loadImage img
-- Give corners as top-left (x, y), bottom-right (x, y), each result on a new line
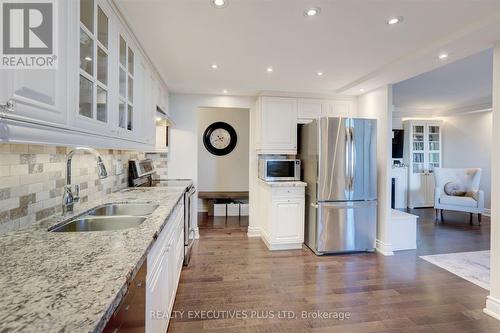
top-left (271, 187), bottom-right (304, 198)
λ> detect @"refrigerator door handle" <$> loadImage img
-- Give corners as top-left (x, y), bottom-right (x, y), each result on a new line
top-left (345, 125), bottom-right (351, 193)
top-left (350, 124), bottom-right (356, 195)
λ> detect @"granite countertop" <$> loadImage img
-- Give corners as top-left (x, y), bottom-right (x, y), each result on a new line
top-left (0, 182), bottom-right (191, 333)
top-left (259, 179), bottom-right (307, 187)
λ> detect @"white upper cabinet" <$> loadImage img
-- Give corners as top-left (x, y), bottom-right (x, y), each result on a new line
top-left (297, 98), bottom-right (355, 123)
top-left (71, 0), bottom-right (113, 133)
top-left (115, 30), bottom-right (138, 139)
top-left (327, 100), bottom-right (352, 117)
top-left (137, 59), bottom-right (156, 145)
top-left (256, 96), bottom-right (298, 154)
top-left (2, 0), bottom-right (69, 125)
top-left (297, 98), bottom-right (325, 124)
top-left (154, 76), bottom-right (169, 115)
top-left (0, 0), bottom-right (165, 150)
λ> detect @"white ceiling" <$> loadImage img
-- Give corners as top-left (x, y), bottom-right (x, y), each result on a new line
top-left (393, 48), bottom-right (493, 114)
top-left (116, 0), bottom-right (500, 96)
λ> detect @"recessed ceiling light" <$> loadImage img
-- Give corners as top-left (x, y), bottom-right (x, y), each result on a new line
top-left (304, 7), bottom-right (321, 17)
top-left (359, 88), bottom-right (365, 92)
top-left (317, 71), bottom-right (324, 76)
top-left (266, 67), bottom-right (273, 73)
top-left (211, 0), bottom-right (227, 8)
top-left (211, 63), bottom-right (218, 69)
top-left (222, 89), bottom-right (228, 94)
top-left (84, 56), bottom-right (92, 61)
top-left (438, 53), bottom-right (449, 60)
top-left (387, 16), bottom-right (403, 25)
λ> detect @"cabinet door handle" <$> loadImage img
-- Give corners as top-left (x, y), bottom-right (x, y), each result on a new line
top-left (311, 203), bottom-right (319, 208)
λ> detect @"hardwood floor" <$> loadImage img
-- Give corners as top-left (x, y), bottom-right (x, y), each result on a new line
top-left (168, 209), bottom-right (499, 332)
top-left (197, 213), bottom-right (249, 230)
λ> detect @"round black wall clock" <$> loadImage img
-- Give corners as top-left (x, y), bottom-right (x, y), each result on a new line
top-left (203, 122), bottom-right (237, 156)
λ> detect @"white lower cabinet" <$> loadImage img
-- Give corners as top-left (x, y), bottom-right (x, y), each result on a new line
top-left (259, 182), bottom-right (305, 250)
top-left (408, 173), bottom-right (435, 208)
top-left (146, 202), bottom-right (184, 333)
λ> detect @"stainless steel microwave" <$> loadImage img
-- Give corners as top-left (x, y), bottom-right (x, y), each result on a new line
top-left (258, 159), bottom-right (301, 181)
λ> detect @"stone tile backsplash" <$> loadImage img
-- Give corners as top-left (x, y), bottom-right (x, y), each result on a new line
top-left (146, 153), bottom-right (168, 179)
top-left (0, 143), bottom-right (165, 235)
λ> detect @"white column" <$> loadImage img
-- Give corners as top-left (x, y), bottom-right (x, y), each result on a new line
top-left (485, 43), bottom-right (500, 320)
top-left (247, 99), bottom-right (260, 237)
top-left (357, 85), bottom-right (394, 255)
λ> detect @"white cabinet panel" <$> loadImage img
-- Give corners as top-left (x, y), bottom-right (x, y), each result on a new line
top-left (297, 98), bottom-right (354, 124)
top-left (425, 173), bottom-right (435, 206)
top-left (256, 96), bottom-right (297, 154)
top-left (259, 183), bottom-right (305, 250)
top-left (142, 70), bottom-right (156, 145)
top-left (4, 0), bottom-right (69, 125)
top-left (297, 98), bottom-right (324, 124)
top-left (408, 173), bottom-right (427, 208)
top-left (325, 100), bottom-right (352, 118)
top-left (146, 203), bottom-right (184, 333)
top-left (273, 199), bottom-right (303, 243)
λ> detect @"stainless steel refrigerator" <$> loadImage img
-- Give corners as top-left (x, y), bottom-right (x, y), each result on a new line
top-left (299, 117), bottom-right (377, 255)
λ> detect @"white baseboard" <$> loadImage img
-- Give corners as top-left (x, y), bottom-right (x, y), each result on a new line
top-left (194, 227), bottom-right (200, 239)
top-left (484, 208), bottom-right (491, 217)
top-left (247, 226), bottom-right (261, 237)
top-left (375, 239), bottom-right (394, 256)
top-left (484, 295), bottom-right (500, 321)
top-left (261, 235), bottom-right (303, 251)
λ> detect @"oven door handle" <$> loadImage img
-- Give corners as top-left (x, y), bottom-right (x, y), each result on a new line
top-left (187, 186), bottom-right (196, 197)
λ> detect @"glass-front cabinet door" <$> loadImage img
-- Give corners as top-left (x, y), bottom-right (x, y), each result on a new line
top-left (412, 125), bottom-right (425, 174)
top-left (73, 0), bottom-right (112, 133)
top-left (71, 0), bottom-right (145, 141)
top-left (427, 125), bottom-right (441, 172)
top-left (117, 34), bottom-right (135, 133)
top-left (409, 123), bottom-right (441, 174)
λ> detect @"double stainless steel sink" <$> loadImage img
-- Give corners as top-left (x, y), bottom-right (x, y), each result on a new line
top-left (50, 203), bottom-right (159, 232)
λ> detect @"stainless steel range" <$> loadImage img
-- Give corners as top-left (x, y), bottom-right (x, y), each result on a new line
top-left (129, 159), bottom-right (196, 266)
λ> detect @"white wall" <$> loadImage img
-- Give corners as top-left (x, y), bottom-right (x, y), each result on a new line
top-left (356, 86), bottom-right (394, 255)
top-left (197, 107), bottom-right (249, 192)
top-left (441, 112), bottom-right (492, 208)
top-left (168, 94), bottom-right (257, 234)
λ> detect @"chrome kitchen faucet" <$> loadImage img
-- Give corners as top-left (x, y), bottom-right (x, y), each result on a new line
top-left (63, 147), bottom-right (108, 215)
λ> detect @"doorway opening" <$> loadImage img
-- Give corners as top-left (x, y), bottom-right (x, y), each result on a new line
top-left (386, 48), bottom-right (493, 290)
top-left (196, 107), bottom-right (250, 231)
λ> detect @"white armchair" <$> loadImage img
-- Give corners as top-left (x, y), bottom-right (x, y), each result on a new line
top-left (434, 168), bottom-right (484, 225)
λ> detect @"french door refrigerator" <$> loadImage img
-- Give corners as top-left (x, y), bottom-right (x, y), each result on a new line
top-left (299, 117), bottom-right (377, 254)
